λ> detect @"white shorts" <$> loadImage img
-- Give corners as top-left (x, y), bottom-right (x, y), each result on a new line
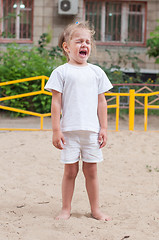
top-left (61, 131), bottom-right (103, 164)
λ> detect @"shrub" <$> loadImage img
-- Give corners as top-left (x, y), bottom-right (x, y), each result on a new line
top-left (147, 20), bottom-right (159, 64)
top-left (0, 43), bottom-right (66, 116)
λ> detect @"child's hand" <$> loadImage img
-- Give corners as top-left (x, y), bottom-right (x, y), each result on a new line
top-left (98, 128), bottom-right (107, 148)
top-left (52, 130), bottom-right (66, 150)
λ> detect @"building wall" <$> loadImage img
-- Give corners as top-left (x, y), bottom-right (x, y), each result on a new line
top-left (33, 0), bottom-right (159, 71)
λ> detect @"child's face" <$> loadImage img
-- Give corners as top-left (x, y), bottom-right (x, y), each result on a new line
top-left (63, 29), bottom-right (91, 66)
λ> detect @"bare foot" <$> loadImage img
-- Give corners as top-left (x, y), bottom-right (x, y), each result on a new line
top-left (55, 209), bottom-right (71, 220)
top-left (92, 210), bottom-right (111, 221)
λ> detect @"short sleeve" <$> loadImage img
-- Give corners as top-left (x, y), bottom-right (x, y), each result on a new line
top-left (44, 67), bottom-right (64, 93)
top-left (98, 69), bottom-right (113, 94)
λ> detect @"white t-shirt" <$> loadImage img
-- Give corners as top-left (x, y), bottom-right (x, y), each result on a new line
top-left (45, 63), bottom-right (113, 133)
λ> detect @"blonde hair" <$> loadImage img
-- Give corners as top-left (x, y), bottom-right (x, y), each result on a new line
top-left (58, 21), bottom-right (95, 60)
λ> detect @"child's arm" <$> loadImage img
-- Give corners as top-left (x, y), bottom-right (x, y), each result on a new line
top-left (97, 93), bottom-right (108, 148)
top-left (51, 90), bottom-right (65, 150)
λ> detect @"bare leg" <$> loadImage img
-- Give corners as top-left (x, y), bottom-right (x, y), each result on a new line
top-left (56, 162), bottom-right (79, 220)
top-left (83, 162), bottom-right (111, 221)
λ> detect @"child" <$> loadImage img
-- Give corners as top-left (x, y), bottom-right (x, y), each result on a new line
top-left (45, 21), bottom-right (113, 221)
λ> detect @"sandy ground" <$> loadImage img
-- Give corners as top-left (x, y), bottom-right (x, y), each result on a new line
top-left (0, 116), bottom-right (159, 240)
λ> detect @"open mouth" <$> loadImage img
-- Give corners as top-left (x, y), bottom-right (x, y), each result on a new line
top-left (79, 50), bottom-right (87, 56)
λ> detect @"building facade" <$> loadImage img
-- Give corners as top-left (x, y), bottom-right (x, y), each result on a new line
top-left (0, 0), bottom-right (159, 72)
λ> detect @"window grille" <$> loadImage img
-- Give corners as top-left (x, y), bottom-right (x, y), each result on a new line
top-left (0, 0), bottom-right (33, 41)
top-left (128, 4), bottom-right (143, 42)
top-left (85, 0), bottom-right (146, 45)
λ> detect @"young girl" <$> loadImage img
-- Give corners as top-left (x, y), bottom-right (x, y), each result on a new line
top-left (45, 22), bottom-right (113, 221)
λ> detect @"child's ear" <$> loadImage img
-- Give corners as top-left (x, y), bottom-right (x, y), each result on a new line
top-left (62, 42), bottom-right (70, 53)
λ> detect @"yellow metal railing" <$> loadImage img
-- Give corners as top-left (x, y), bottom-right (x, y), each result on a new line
top-left (0, 76), bottom-right (51, 131)
top-left (105, 89), bottom-right (159, 131)
top-left (0, 76), bottom-right (159, 131)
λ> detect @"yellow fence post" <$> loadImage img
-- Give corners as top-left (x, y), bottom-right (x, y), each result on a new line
top-left (41, 76), bottom-right (45, 92)
top-left (144, 95), bottom-right (148, 131)
top-left (116, 95), bottom-right (119, 131)
top-left (129, 89), bottom-right (135, 131)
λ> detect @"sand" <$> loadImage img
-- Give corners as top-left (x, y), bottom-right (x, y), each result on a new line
top-left (0, 117), bottom-right (159, 240)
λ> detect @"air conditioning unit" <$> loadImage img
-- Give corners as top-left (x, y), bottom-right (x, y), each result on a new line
top-left (58, 0), bottom-right (78, 15)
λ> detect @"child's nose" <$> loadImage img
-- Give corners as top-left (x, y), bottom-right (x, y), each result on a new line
top-left (81, 42), bottom-right (86, 47)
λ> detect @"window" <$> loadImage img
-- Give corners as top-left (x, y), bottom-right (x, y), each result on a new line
top-left (85, 0), bottom-right (146, 45)
top-left (0, 0), bottom-right (33, 43)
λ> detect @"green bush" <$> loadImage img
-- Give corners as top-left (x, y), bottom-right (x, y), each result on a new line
top-left (147, 20), bottom-right (159, 63)
top-left (0, 43), bottom-right (66, 116)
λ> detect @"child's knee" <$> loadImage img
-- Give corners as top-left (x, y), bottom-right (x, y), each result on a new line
top-left (83, 171), bottom-right (97, 180)
top-left (64, 164), bottom-right (79, 179)
top-left (82, 163), bottom-right (97, 179)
